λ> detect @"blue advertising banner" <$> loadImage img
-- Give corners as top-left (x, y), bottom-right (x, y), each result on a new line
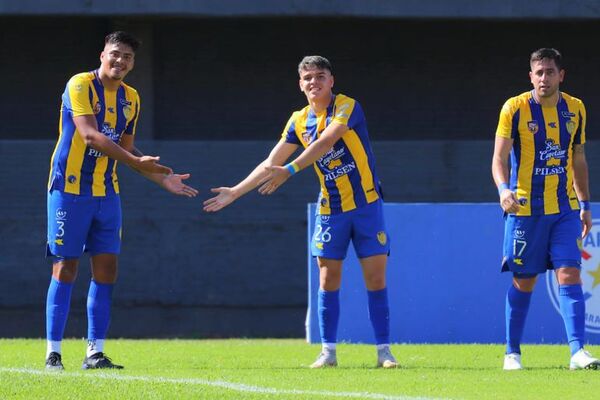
top-left (306, 203), bottom-right (600, 344)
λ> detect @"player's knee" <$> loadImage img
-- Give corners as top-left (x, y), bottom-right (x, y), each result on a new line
top-left (512, 276), bottom-right (537, 292)
top-left (556, 267), bottom-right (581, 285)
top-left (364, 275), bottom-right (386, 291)
top-left (92, 267), bottom-right (118, 284)
top-left (319, 274), bottom-right (341, 291)
top-left (52, 262), bottom-right (78, 283)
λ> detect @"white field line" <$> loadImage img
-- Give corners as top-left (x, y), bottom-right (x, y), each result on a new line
top-left (0, 367), bottom-right (447, 400)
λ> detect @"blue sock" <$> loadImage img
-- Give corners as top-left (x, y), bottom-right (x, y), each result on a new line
top-left (367, 288), bottom-right (390, 345)
top-left (87, 280), bottom-right (114, 341)
top-left (318, 289), bottom-right (340, 344)
top-left (505, 285), bottom-right (532, 354)
top-left (558, 284), bottom-right (585, 355)
top-left (46, 278), bottom-right (74, 342)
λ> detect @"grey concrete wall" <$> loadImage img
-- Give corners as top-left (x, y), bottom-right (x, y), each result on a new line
top-left (3, 0), bottom-right (600, 19)
top-left (1, 140), bottom-right (598, 338)
top-left (2, 17), bottom-right (600, 141)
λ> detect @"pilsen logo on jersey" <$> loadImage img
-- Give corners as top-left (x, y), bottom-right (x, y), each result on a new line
top-left (547, 219), bottom-right (600, 333)
top-left (527, 120), bottom-right (539, 134)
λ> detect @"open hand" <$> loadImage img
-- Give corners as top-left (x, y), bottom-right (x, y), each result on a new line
top-left (162, 174), bottom-right (198, 197)
top-left (203, 187), bottom-right (237, 212)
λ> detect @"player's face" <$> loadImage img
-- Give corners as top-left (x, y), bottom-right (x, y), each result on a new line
top-left (529, 58), bottom-right (564, 99)
top-left (299, 67), bottom-right (334, 102)
top-left (100, 43), bottom-right (135, 81)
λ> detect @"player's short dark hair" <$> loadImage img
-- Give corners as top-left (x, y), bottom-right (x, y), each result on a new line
top-left (104, 31), bottom-right (141, 53)
top-left (530, 48), bottom-right (562, 70)
top-left (298, 55), bottom-right (333, 75)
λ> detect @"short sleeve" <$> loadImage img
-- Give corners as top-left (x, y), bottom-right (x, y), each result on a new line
top-left (573, 101), bottom-right (586, 145)
top-left (332, 97), bottom-right (364, 129)
top-left (124, 91), bottom-right (141, 136)
top-left (65, 75), bottom-right (94, 117)
top-left (281, 112), bottom-right (301, 145)
top-left (495, 99), bottom-right (519, 139)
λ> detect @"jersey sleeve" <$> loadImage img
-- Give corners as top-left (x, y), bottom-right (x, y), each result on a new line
top-left (573, 101), bottom-right (586, 145)
top-left (65, 75), bottom-right (94, 117)
top-left (331, 97), bottom-right (364, 129)
top-left (495, 99), bottom-right (519, 139)
top-left (124, 91), bottom-right (141, 136)
top-left (280, 112), bottom-right (301, 145)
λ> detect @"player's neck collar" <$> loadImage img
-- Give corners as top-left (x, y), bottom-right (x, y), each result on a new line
top-left (531, 89), bottom-right (562, 107)
top-left (310, 94), bottom-right (335, 115)
top-left (94, 69), bottom-right (122, 92)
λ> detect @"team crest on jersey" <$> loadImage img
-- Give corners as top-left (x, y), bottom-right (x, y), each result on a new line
top-left (546, 219), bottom-right (600, 333)
top-left (377, 231), bottom-right (387, 246)
top-left (320, 197), bottom-right (328, 207)
top-left (301, 131), bottom-right (314, 144)
top-left (93, 101), bottom-right (102, 114)
top-left (566, 120), bottom-right (576, 135)
top-left (527, 120), bottom-right (539, 134)
top-left (122, 105), bottom-right (133, 120)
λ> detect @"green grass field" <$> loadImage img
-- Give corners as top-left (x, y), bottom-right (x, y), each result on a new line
top-left (1, 339), bottom-right (599, 399)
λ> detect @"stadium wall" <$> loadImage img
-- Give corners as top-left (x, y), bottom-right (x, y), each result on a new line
top-left (1, 140), bottom-right (598, 338)
top-left (2, 17), bottom-right (600, 140)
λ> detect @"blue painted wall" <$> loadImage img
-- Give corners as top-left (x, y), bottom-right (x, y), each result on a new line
top-left (307, 203), bottom-right (600, 344)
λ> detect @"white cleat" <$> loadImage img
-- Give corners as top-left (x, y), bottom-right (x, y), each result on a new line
top-left (570, 349), bottom-right (600, 370)
top-left (377, 347), bottom-right (399, 369)
top-left (310, 351), bottom-right (337, 368)
top-left (503, 353), bottom-right (523, 370)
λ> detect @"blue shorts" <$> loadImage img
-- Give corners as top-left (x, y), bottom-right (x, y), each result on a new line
top-left (47, 190), bottom-right (122, 258)
top-left (502, 210), bottom-right (581, 277)
top-left (311, 200), bottom-right (390, 260)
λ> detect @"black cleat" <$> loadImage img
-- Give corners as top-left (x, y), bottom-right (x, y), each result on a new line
top-left (45, 352), bottom-right (64, 371)
top-left (82, 352), bottom-right (124, 370)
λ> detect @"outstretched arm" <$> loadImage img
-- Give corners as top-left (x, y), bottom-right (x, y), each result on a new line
top-left (119, 134), bottom-right (198, 197)
top-left (491, 135), bottom-right (520, 214)
top-left (74, 115), bottom-right (172, 175)
top-left (572, 144), bottom-right (592, 238)
top-left (203, 140), bottom-right (299, 212)
top-left (258, 122), bottom-right (348, 195)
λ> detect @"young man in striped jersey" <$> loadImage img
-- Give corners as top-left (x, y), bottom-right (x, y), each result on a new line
top-left (492, 48), bottom-right (598, 370)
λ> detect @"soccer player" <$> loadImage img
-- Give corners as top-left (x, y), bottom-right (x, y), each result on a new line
top-left (492, 48), bottom-right (598, 370)
top-left (203, 56), bottom-right (397, 368)
top-left (45, 31), bottom-right (198, 370)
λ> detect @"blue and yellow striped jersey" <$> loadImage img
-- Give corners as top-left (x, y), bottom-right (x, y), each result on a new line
top-left (496, 91), bottom-right (585, 216)
top-left (48, 70), bottom-right (141, 196)
top-left (282, 94), bottom-right (381, 215)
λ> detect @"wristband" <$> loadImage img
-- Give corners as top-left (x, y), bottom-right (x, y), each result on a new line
top-left (579, 200), bottom-right (591, 211)
top-left (285, 162), bottom-right (300, 176)
top-left (497, 182), bottom-right (509, 196)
